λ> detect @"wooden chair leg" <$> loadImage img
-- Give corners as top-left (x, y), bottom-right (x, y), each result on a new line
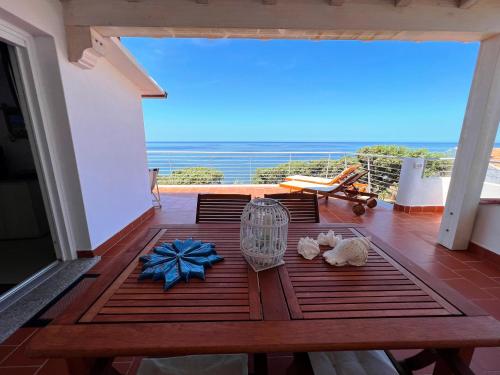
top-left (395, 348), bottom-right (474, 375)
top-left (66, 358), bottom-right (119, 375)
top-left (433, 348), bottom-right (474, 375)
top-left (254, 353), bottom-right (268, 375)
top-left (398, 349), bottom-right (438, 373)
top-left (289, 352), bottom-right (314, 375)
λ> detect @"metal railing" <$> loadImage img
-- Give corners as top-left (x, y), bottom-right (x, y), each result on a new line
top-left (146, 151), bottom-right (500, 202)
top-left (422, 157), bottom-right (455, 177)
top-left (147, 151), bottom-right (457, 201)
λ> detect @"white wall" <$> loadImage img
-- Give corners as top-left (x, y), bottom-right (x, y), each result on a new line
top-left (397, 158), bottom-right (500, 208)
top-left (65, 59), bottom-right (151, 248)
top-left (471, 204), bottom-right (500, 254)
top-left (0, 0), bottom-right (152, 252)
top-left (396, 158), bottom-right (450, 207)
top-left (481, 182), bottom-right (500, 198)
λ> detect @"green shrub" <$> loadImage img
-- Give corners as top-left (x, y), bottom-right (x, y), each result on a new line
top-left (355, 145), bottom-right (452, 200)
top-left (158, 167), bottom-right (224, 185)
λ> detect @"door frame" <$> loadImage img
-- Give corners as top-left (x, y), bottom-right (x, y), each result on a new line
top-left (0, 19), bottom-right (73, 261)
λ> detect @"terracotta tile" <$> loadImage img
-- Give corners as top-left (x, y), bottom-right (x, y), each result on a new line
top-left (36, 359), bottom-right (68, 375)
top-left (0, 348), bottom-right (16, 364)
top-left (1, 329), bottom-right (37, 346)
top-left (0, 367), bottom-right (39, 375)
top-left (465, 261), bottom-right (500, 278)
top-left (443, 278), bottom-right (496, 300)
top-left (113, 362), bottom-right (131, 374)
top-left (483, 287), bottom-right (500, 299)
top-left (0, 344), bottom-right (45, 367)
top-left (434, 254), bottom-right (472, 270)
top-left (483, 252), bottom-right (500, 269)
top-left (473, 299), bottom-right (500, 320)
top-left (455, 270), bottom-right (500, 288)
top-left (448, 250), bottom-right (483, 262)
top-left (417, 262), bottom-right (460, 280)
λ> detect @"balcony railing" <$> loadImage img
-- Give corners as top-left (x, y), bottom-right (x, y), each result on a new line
top-left (148, 151), bottom-right (463, 202)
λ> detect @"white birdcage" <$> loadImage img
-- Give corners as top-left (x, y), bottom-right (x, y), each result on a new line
top-left (240, 198), bottom-right (289, 272)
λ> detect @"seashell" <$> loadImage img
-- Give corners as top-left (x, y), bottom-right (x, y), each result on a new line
top-left (297, 237), bottom-right (320, 260)
top-left (323, 237), bottom-right (371, 267)
top-left (317, 230), bottom-right (342, 248)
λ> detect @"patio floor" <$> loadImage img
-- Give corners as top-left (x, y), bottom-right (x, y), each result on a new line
top-left (1, 185), bottom-right (500, 374)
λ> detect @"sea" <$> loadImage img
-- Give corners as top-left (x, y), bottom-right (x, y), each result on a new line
top-left (146, 141), bottom-right (462, 154)
top-left (146, 141), bottom-right (499, 183)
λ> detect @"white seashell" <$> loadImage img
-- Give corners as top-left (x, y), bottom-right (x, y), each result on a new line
top-left (297, 237), bottom-right (320, 260)
top-left (317, 230), bottom-right (342, 248)
top-left (323, 237), bottom-right (371, 267)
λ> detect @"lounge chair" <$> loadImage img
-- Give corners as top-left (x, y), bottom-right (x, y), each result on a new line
top-left (284, 164), bottom-right (360, 186)
top-left (264, 192), bottom-right (320, 223)
top-left (282, 164), bottom-right (368, 193)
top-left (281, 171), bottom-right (378, 216)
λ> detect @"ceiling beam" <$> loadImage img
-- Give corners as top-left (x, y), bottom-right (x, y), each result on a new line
top-left (395, 0), bottom-right (412, 6)
top-left (458, 0), bottom-right (480, 9)
top-left (61, 0), bottom-right (500, 42)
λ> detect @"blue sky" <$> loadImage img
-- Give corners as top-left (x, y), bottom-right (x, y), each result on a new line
top-left (122, 38), bottom-right (499, 143)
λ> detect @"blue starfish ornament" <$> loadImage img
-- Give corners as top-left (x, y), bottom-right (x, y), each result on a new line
top-left (138, 238), bottom-right (223, 290)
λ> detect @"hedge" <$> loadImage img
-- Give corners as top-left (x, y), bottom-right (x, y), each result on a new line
top-left (158, 167), bottom-right (224, 185)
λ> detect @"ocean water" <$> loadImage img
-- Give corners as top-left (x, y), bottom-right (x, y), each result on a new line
top-left (146, 141), bottom-right (499, 183)
top-left (146, 141), bottom-right (460, 154)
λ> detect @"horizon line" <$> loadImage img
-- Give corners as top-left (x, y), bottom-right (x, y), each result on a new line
top-left (145, 140), bottom-right (467, 143)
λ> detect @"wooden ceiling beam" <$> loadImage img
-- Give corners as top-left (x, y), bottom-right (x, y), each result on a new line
top-left (61, 0), bottom-right (500, 42)
top-left (458, 0), bottom-right (480, 8)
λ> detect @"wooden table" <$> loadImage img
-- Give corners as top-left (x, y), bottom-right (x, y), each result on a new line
top-left (27, 224), bottom-right (500, 374)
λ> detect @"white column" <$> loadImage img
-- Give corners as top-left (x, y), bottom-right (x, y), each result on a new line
top-left (438, 35), bottom-right (500, 250)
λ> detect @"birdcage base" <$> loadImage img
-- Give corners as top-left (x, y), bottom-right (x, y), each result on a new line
top-left (243, 256), bottom-right (285, 272)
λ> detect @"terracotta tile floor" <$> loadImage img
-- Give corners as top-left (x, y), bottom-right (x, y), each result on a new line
top-left (2, 185), bottom-right (500, 374)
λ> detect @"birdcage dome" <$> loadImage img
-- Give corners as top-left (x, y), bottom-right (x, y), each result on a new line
top-left (240, 198), bottom-right (289, 272)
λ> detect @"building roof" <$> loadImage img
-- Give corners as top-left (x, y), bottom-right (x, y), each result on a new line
top-left (110, 38), bottom-right (166, 98)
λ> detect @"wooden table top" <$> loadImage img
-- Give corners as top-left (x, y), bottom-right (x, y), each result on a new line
top-left (27, 223), bottom-right (500, 358)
